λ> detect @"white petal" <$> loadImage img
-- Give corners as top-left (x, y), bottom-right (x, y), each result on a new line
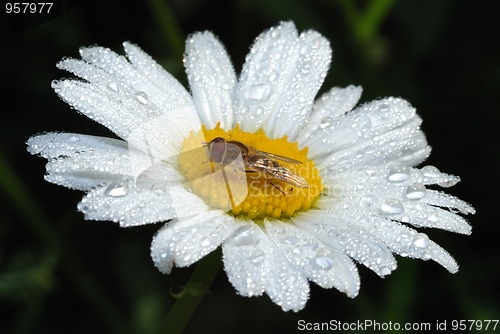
top-left (27, 133), bottom-right (131, 191)
top-left (222, 221), bottom-right (272, 297)
top-left (125, 109), bottom-right (203, 178)
top-left (311, 98), bottom-right (430, 170)
top-left (78, 182), bottom-right (209, 227)
top-left (325, 164), bottom-right (473, 235)
top-left (151, 211), bottom-right (237, 272)
top-left (424, 190), bottom-right (475, 215)
top-left (56, 45), bottom-right (198, 140)
top-left (366, 218), bottom-right (459, 273)
top-left (263, 227), bottom-right (310, 311)
top-left (265, 219), bottom-right (360, 296)
top-left (297, 85), bottom-right (362, 145)
top-left (234, 22), bottom-right (331, 140)
top-left (404, 204), bottom-right (472, 234)
top-left (266, 253), bottom-right (309, 312)
top-left (184, 32), bottom-right (236, 129)
top-left (293, 211), bottom-right (395, 279)
top-left (123, 42), bottom-right (194, 114)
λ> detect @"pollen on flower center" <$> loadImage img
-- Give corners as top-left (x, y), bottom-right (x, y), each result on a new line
top-left (177, 124), bottom-right (323, 220)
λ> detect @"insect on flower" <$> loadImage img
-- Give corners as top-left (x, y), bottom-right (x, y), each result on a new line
top-left (205, 137), bottom-right (310, 193)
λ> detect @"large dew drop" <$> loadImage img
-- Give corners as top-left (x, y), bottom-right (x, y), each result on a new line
top-left (405, 183), bottom-right (426, 200)
top-left (387, 165), bottom-right (410, 182)
top-left (135, 91), bottom-right (149, 105)
top-left (380, 198), bottom-right (404, 215)
top-left (104, 181), bottom-right (129, 197)
top-left (313, 255), bottom-right (334, 270)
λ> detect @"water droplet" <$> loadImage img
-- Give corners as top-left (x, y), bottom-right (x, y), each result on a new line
top-left (320, 116), bottom-right (332, 129)
top-left (200, 237), bottom-right (211, 247)
top-left (243, 84), bottom-right (271, 101)
top-left (304, 240), bottom-right (319, 251)
top-left (301, 61), bottom-right (311, 74)
top-left (249, 250), bottom-right (265, 265)
top-left (380, 266), bottom-right (392, 277)
top-left (364, 166), bottom-right (378, 177)
top-left (427, 213), bottom-right (439, 222)
top-left (405, 183), bottom-right (426, 200)
top-left (107, 81), bottom-right (119, 92)
top-left (68, 135), bottom-right (80, 143)
top-left (422, 165), bottom-right (441, 178)
top-left (413, 233), bottom-right (430, 248)
top-left (438, 178), bottom-right (458, 188)
top-left (359, 195), bottom-right (376, 208)
top-left (284, 236), bottom-right (299, 245)
top-left (387, 165), bottom-right (410, 182)
top-left (268, 72), bottom-right (278, 82)
top-left (104, 181), bottom-right (129, 197)
top-left (313, 256), bottom-right (334, 270)
top-left (231, 225), bottom-right (257, 246)
top-left (135, 91), bottom-right (149, 105)
top-left (380, 198), bottom-right (404, 214)
top-left (222, 83), bottom-right (231, 90)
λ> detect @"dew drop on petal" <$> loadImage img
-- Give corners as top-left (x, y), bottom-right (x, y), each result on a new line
top-left (135, 91), bottom-right (149, 105)
top-left (243, 84), bottom-right (272, 101)
top-left (405, 183), bottom-right (426, 200)
top-left (249, 250), bottom-right (265, 265)
top-left (421, 165), bottom-right (441, 178)
top-left (427, 213), bottom-right (439, 223)
top-left (107, 81), bottom-right (119, 92)
top-left (284, 236), bottom-right (299, 245)
top-left (200, 237), bottom-right (211, 248)
top-left (359, 195), bottom-right (376, 208)
top-left (388, 165), bottom-right (410, 182)
top-left (313, 256), bottom-right (334, 270)
top-left (380, 198), bottom-right (404, 214)
top-left (231, 225), bottom-right (257, 246)
top-left (380, 266), bottom-right (392, 277)
top-left (301, 61), bottom-right (311, 74)
top-left (364, 166), bottom-right (378, 178)
top-left (438, 178), bottom-right (459, 188)
top-left (68, 135), bottom-right (80, 143)
top-left (320, 116), bottom-right (332, 129)
top-left (104, 181), bottom-right (129, 197)
top-left (413, 233), bottom-right (430, 249)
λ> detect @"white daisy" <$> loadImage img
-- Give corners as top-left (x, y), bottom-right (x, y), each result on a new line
top-left (27, 22), bottom-right (474, 312)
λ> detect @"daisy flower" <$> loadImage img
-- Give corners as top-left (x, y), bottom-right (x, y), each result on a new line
top-left (27, 22), bottom-right (474, 312)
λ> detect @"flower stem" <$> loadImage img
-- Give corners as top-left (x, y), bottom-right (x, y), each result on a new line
top-left (158, 249), bottom-right (222, 334)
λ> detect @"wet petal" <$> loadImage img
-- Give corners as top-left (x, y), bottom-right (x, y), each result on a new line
top-left (184, 31), bottom-right (237, 129)
top-left (234, 22), bottom-right (331, 140)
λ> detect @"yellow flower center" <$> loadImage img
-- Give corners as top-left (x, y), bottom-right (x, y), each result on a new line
top-left (178, 124), bottom-right (323, 220)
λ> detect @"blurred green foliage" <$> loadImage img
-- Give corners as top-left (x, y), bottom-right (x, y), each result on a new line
top-left (1, 0), bottom-right (499, 333)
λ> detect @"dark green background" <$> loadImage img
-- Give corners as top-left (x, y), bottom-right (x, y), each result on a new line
top-left (1, 0), bottom-right (498, 333)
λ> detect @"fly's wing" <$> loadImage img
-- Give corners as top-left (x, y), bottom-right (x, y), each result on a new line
top-left (136, 160), bottom-right (184, 191)
top-left (211, 149), bottom-right (249, 209)
top-left (136, 145), bottom-right (248, 210)
top-left (223, 141), bottom-right (248, 165)
top-left (249, 148), bottom-right (304, 164)
top-left (135, 144), bottom-right (205, 191)
top-left (249, 157), bottom-right (309, 188)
